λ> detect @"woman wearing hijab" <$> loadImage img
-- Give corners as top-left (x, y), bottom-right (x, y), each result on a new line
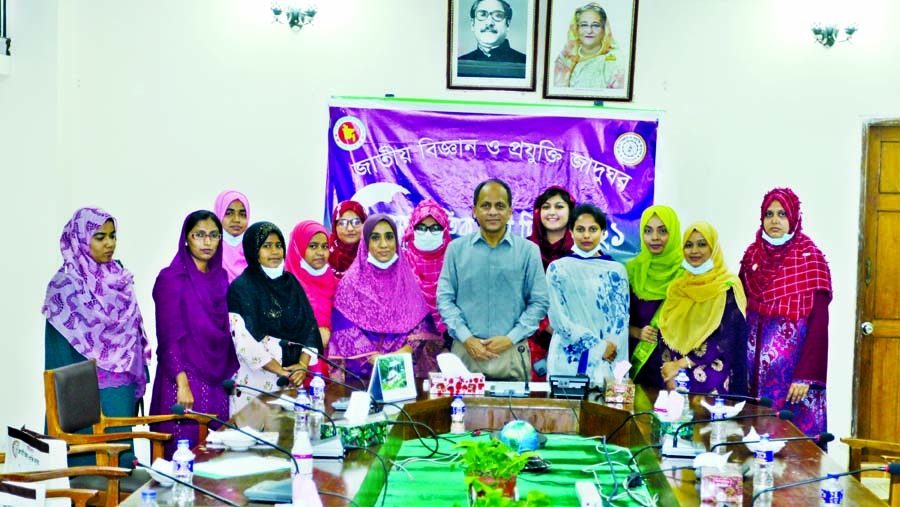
top-left (553, 3), bottom-right (625, 89)
top-left (150, 210), bottom-right (239, 458)
top-left (625, 205), bottom-right (684, 387)
top-left (214, 190), bottom-right (251, 283)
top-left (526, 187), bottom-right (576, 381)
top-left (43, 207), bottom-right (148, 464)
top-left (401, 200), bottom-right (452, 338)
top-left (286, 220), bottom-right (339, 350)
top-left (657, 222), bottom-right (748, 395)
top-left (329, 215), bottom-right (443, 381)
top-left (546, 203), bottom-right (629, 387)
top-left (228, 221), bottom-right (324, 414)
top-left (740, 188), bottom-right (832, 435)
top-left (328, 200), bottom-right (368, 279)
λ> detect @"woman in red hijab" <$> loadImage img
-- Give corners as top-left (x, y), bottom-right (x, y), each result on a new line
top-left (327, 201), bottom-right (367, 279)
top-left (740, 188), bottom-right (832, 436)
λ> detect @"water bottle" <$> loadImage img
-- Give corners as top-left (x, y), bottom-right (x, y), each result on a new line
top-left (140, 489), bottom-right (159, 507)
top-left (171, 439), bottom-right (195, 505)
top-left (294, 389), bottom-right (311, 438)
top-left (709, 397), bottom-right (727, 452)
top-left (309, 374), bottom-right (326, 441)
top-left (753, 433), bottom-right (775, 493)
top-left (291, 422), bottom-right (314, 506)
top-left (820, 473), bottom-right (844, 505)
top-left (674, 368), bottom-right (691, 416)
top-left (450, 395), bottom-right (466, 434)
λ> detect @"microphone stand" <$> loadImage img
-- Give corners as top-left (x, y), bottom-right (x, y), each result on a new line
top-left (708, 432), bottom-right (834, 453)
top-left (672, 410), bottom-right (793, 447)
top-left (133, 459), bottom-right (240, 507)
top-left (278, 339), bottom-right (367, 386)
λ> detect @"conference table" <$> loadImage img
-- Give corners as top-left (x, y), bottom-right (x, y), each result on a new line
top-left (122, 381), bottom-right (887, 506)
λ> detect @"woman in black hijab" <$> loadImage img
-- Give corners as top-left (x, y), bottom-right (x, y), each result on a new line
top-left (227, 221), bottom-right (323, 413)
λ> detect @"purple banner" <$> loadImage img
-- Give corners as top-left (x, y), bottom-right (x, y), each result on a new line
top-left (326, 101), bottom-right (657, 260)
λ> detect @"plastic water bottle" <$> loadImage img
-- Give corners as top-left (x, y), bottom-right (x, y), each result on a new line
top-left (753, 433), bottom-right (775, 492)
top-left (140, 489), bottom-right (159, 507)
top-left (674, 368), bottom-right (691, 415)
top-left (450, 395), bottom-right (466, 434)
top-left (820, 474), bottom-right (844, 505)
top-left (291, 421), bottom-right (314, 506)
top-left (709, 397), bottom-right (727, 452)
top-left (309, 374), bottom-right (326, 440)
top-left (294, 389), bottom-right (311, 438)
top-left (171, 439), bottom-right (195, 504)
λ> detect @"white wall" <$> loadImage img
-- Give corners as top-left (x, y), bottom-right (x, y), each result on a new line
top-left (3, 0), bottom-right (897, 466)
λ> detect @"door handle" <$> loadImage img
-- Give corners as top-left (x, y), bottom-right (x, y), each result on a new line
top-left (865, 258), bottom-right (872, 286)
top-left (861, 322), bottom-right (874, 335)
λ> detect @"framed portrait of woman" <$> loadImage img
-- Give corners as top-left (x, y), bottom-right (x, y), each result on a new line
top-left (543, 0), bottom-right (639, 101)
top-left (447, 0), bottom-right (539, 91)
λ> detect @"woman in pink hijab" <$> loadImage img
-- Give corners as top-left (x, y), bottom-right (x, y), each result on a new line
top-left (214, 190), bottom-right (250, 282)
top-left (286, 220), bottom-right (339, 350)
top-left (401, 200), bottom-right (451, 337)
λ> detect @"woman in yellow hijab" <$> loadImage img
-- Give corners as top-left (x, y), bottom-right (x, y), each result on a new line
top-left (657, 222), bottom-right (749, 394)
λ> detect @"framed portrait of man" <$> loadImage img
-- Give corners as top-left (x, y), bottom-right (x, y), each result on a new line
top-left (447, 0), bottom-right (539, 91)
top-left (543, 0), bottom-right (639, 101)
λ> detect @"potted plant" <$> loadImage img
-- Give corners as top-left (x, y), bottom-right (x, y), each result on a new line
top-left (455, 439), bottom-right (536, 501)
top-left (462, 483), bottom-right (551, 507)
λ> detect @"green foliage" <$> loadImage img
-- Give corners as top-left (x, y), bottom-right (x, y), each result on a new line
top-left (455, 439), bottom-right (536, 480)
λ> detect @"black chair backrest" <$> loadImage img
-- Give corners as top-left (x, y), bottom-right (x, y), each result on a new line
top-left (53, 360), bottom-right (102, 433)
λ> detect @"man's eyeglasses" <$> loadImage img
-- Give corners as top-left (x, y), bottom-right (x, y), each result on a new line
top-left (190, 231), bottom-right (221, 241)
top-left (474, 9), bottom-right (507, 22)
top-left (414, 224), bottom-right (444, 233)
top-left (336, 218), bottom-right (362, 228)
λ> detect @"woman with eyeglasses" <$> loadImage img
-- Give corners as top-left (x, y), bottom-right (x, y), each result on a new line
top-left (553, 3), bottom-right (625, 89)
top-left (43, 207), bottom-right (149, 465)
top-left (401, 200), bottom-right (452, 343)
top-left (150, 210), bottom-right (239, 458)
top-left (329, 215), bottom-right (443, 382)
top-left (214, 190), bottom-right (251, 283)
top-left (227, 222), bottom-right (323, 414)
top-left (328, 200), bottom-right (368, 279)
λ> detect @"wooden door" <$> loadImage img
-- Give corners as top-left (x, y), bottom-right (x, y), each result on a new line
top-left (855, 123), bottom-right (900, 441)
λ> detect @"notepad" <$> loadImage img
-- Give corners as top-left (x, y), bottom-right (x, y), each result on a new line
top-left (193, 455), bottom-right (291, 479)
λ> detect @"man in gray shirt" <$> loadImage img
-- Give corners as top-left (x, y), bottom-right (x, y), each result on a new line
top-left (437, 178), bottom-right (549, 381)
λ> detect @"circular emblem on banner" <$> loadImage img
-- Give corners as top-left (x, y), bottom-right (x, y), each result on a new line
top-left (613, 132), bottom-right (647, 166)
top-left (332, 116), bottom-right (367, 151)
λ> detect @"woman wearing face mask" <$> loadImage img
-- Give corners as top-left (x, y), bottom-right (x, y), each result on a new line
top-left (227, 222), bottom-right (323, 414)
top-left (625, 205), bottom-right (684, 387)
top-left (527, 187), bottom-right (576, 381)
top-left (214, 190), bottom-right (251, 283)
top-left (329, 215), bottom-right (443, 382)
top-left (401, 200), bottom-right (452, 341)
top-left (150, 210), bottom-right (239, 458)
top-left (740, 188), bottom-right (831, 436)
top-left (286, 220), bottom-right (339, 350)
top-left (545, 203), bottom-right (629, 387)
top-left (328, 200), bottom-right (368, 279)
top-left (44, 208), bottom-right (149, 465)
top-left (657, 222), bottom-right (748, 394)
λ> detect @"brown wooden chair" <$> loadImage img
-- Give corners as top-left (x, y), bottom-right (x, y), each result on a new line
top-left (44, 360), bottom-right (211, 506)
top-left (841, 437), bottom-right (900, 507)
top-left (0, 452), bottom-right (130, 507)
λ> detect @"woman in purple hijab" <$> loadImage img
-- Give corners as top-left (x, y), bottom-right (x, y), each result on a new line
top-left (328, 215), bottom-right (443, 382)
top-left (149, 210), bottom-right (239, 458)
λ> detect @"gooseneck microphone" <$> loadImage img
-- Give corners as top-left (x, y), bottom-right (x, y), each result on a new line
top-left (171, 404), bottom-right (300, 473)
top-left (685, 391), bottom-right (774, 407)
top-left (672, 409), bottom-right (794, 447)
top-left (626, 464), bottom-right (695, 488)
top-left (750, 462), bottom-right (900, 506)
top-left (627, 443), bottom-right (662, 467)
top-left (278, 339), bottom-right (368, 386)
top-left (708, 431), bottom-right (834, 452)
top-left (133, 459), bottom-right (240, 507)
top-left (517, 345), bottom-right (531, 394)
top-left (607, 411), bottom-right (656, 441)
top-left (222, 379), bottom-right (339, 435)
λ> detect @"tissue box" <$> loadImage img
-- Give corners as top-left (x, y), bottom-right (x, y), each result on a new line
top-left (604, 377), bottom-right (635, 404)
top-left (321, 418), bottom-right (388, 448)
top-left (699, 464), bottom-right (742, 505)
top-left (428, 372), bottom-right (485, 396)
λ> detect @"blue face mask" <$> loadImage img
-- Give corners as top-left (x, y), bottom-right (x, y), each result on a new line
top-left (367, 253), bottom-right (398, 270)
top-left (682, 257), bottom-right (714, 275)
top-left (762, 231), bottom-right (794, 246)
top-left (413, 230), bottom-right (444, 252)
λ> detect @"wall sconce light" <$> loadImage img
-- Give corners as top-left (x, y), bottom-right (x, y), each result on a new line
top-left (270, 3), bottom-right (317, 32)
top-left (811, 24), bottom-right (857, 48)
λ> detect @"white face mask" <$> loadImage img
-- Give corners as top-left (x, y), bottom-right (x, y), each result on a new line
top-left (261, 263), bottom-right (285, 279)
top-left (413, 230), bottom-right (444, 252)
top-left (571, 243), bottom-right (603, 259)
top-left (682, 257), bottom-right (714, 275)
top-left (762, 231), bottom-right (794, 246)
top-left (223, 232), bottom-right (243, 246)
top-left (367, 253), bottom-right (398, 270)
top-left (300, 258), bottom-right (329, 276)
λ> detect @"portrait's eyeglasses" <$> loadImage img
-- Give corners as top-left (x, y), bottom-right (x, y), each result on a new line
top-left (414, 224), bottom-right (444, 233)
top-left (336, 218), bottom-right (362, 228)
top-left (474, 9), bottom-right (507, 22)
top-left (578, 22), bottom-right (603, 31)
top-left (190, 231), bottom-right (221, 241)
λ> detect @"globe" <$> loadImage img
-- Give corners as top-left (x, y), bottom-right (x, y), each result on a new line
top-left (498, 420), bottom-right (540, 453)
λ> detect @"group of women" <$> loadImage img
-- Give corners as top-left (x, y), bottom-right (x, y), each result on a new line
top-left (42, 186), bottom-right (832, 460)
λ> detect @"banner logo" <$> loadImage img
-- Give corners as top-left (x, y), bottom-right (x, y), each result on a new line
top-left (613, 132), bottom-right (647, 167)
top-left (332, 116), bottom-right (367, 151)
